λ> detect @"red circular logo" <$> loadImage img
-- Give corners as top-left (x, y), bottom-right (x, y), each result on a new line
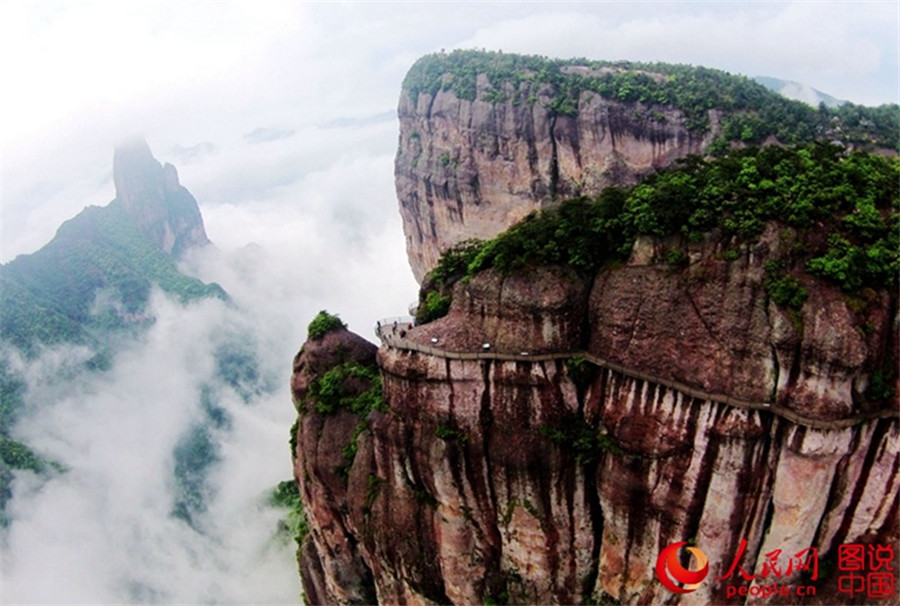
top-left (656, 541), bottom-right (709, 594)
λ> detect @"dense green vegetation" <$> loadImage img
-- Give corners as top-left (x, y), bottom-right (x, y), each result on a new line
top-left (0, 275), bottom-right (91, 350)
top-left (171, 424), bottom-right (218, 524)
top-left (0, 361), bottom-right (25, 437)
top-left (403, 50), bottom-right (898, 149)
top-left (0, 164), bottom-right (243, 529)
top-left (301, 344), bottom-right (385, 481)
top-left (306, 310), bottom-right (347, 340)
top-left (0, 198), bottom-right (229, 526)
top-left (270, 479), bottom-right (308, 547)
top-left (0, 361), bottom-right (66, 526)
top-left (170, 391), bottom-right (231, 525)
top-left (1, 438), bottom-right (42, 473)
top-left (415, 290), bottom-right (452, 325)
top-left (214, 336), bottom-right (273, 403)
top-left (467, 191), bottom-right (625, 275)
top-left (0, 435), bottom-right (65, 527)
top-left (415, 239), bottom-right (483, 321)
top-left (426, 239), bottom-right (484, 287)
top-left (419, 143), bottom-right (899, 324)
top-left (0, 200), bottom-right (225, 354)
top-left (763, 261), bottom-right (809, 311)
top-left (305, 361), bottom-right (384, 416)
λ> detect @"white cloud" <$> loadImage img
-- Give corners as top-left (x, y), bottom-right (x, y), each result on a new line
top-left (456, 2), bottom-right (897, 105)
top-left (0, 204), bottom-right (415, 600)
top-left (0, 2), bottom-right (305, 141)
top-left (2, 291), bottom-right (301, 603)
top-left (0, 1), bottom-right (897, 602)
top-left (3, 1), bottom-right (896, 261)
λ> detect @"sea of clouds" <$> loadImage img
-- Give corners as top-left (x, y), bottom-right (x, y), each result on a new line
top-left (0, 116), bottom-right (417, 604)
top-left (0, 3), bottom-right (895, 603)
top-left (2, 292), bottom-right (302, 602)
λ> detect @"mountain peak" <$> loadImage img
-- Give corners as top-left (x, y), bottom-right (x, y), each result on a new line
top-left (113, 138), bottom-right (210, 257)
top-left (113, 136), bottom-right (154, 173)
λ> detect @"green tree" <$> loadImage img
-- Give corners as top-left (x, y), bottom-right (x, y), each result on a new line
top-left (307, 310), bottom-right (347, 340)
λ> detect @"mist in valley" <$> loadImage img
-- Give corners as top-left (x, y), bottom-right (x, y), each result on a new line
top-left (0, 2), bottom-right (895, 603)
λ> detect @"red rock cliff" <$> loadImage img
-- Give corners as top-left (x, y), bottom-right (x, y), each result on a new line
top-left (395, 75), bottom-right (715, 283)
top-left (394, 52), bottom-right (896, 284)
top-left (291, 231), bottom-right (898, 603)
top-left (293, 52), bottom-right (899, 604)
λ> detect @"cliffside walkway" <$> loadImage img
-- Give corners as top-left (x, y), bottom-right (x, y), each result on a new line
top-left (374, 319), bottom-right (899, 431)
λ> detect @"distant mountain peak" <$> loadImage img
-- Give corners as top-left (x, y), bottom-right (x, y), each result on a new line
top-left (113, 138), bottom-right (210, 257)
top-left (753, 76), bottom-right (846, 108)
top-left (1, 139), bottom-right (224, 352)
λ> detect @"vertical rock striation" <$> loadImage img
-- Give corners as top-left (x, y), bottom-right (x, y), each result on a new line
top-left (113, 138), bottom-right (210, 257)
top-left (395, 81), bottom-right (714, 282)
top-left (293, 51), bottom-right (899, 604)
top-left (291, 328), bottom-right (381, 605)
top-left (393, 52), bottom-right (897, 284)
top-left (291, 246), bottom-right (898, 604)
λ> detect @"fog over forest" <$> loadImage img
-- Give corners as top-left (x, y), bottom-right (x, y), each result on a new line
top-left (0, 2), bottom-right (896, 603)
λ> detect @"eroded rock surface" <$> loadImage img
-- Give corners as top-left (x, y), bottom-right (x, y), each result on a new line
top-left (296, 52), bottom-right (899, 605)
top-left (291, 328), bottom-right (379, 605)
top-left (113, 138), bottom-right (210, 257)
top-left (395, 77), bottom-right (717, 282)
top-left (291, 249), bottom-right (898, 604)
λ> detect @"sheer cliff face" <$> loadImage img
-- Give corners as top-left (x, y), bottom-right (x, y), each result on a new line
top-left (395, 75), bottom-right (716, 282)
top-left (113, 139), bottom-right (210, 257)
top-left (292, 232), bottom-right (898, 604)
top-left (295, 55), bottom-right (898, 605)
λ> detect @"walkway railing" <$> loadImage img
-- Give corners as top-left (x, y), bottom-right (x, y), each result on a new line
top-left (374, 317), bottom-right (415, 340)
top-left (373, 319), bottom-right (899, 431)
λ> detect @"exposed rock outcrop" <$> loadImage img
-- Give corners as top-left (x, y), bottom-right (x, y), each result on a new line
top-left (291, 234), bottom-right (899, 604)
top-left (293, 51), bottom-right (899, 605)
top-left (113, 138), bottom-right (210, 257)
top-left (586, 226), bottom-right (897, 423)
top-left (0, 140), bottom-right (221, 350)
top-left (396, 81), bottom-right (714, 282)
top-left (291, 328), bottom-right (380, 605)
top-left (394, 53), bottom-right (898, 283)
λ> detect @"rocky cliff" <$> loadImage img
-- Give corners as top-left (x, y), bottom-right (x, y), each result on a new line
top-left (291, 51), bottom-right (899, 605)
top-left (0, 139), bottom-right (221, 350)
top-left (395, 51), bottom-right (899, 282)
top-left (0, 140), bottom-right (223, 527)
top-left (396, 83), bottom-right (710, 283)
top-left (114, 138), bottom-right (210, 257)
top-left (292, 227), bottom-right (898, 604)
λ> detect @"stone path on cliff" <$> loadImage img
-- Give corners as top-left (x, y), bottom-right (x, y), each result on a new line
top-left (374, 318), bottom-right (899, 431)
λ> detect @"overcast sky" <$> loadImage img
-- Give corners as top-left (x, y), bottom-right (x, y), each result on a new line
top-left (2, 2), bottom-right (897, 278)
top-left (1, 0), bottom-right (898, 367)
top-left (0, 2), bottom-right (897, 603)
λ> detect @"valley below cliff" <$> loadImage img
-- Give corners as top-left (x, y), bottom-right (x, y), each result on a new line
top-left (0, 141), bottom-right (302, 602)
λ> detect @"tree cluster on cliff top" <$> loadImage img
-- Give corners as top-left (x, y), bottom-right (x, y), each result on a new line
top-left (421, 143), bottom-right (898, 317)
top-left (403, 49), bottom-right (898, 150)
top-left (306, 310), bottom-right (347, 340)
